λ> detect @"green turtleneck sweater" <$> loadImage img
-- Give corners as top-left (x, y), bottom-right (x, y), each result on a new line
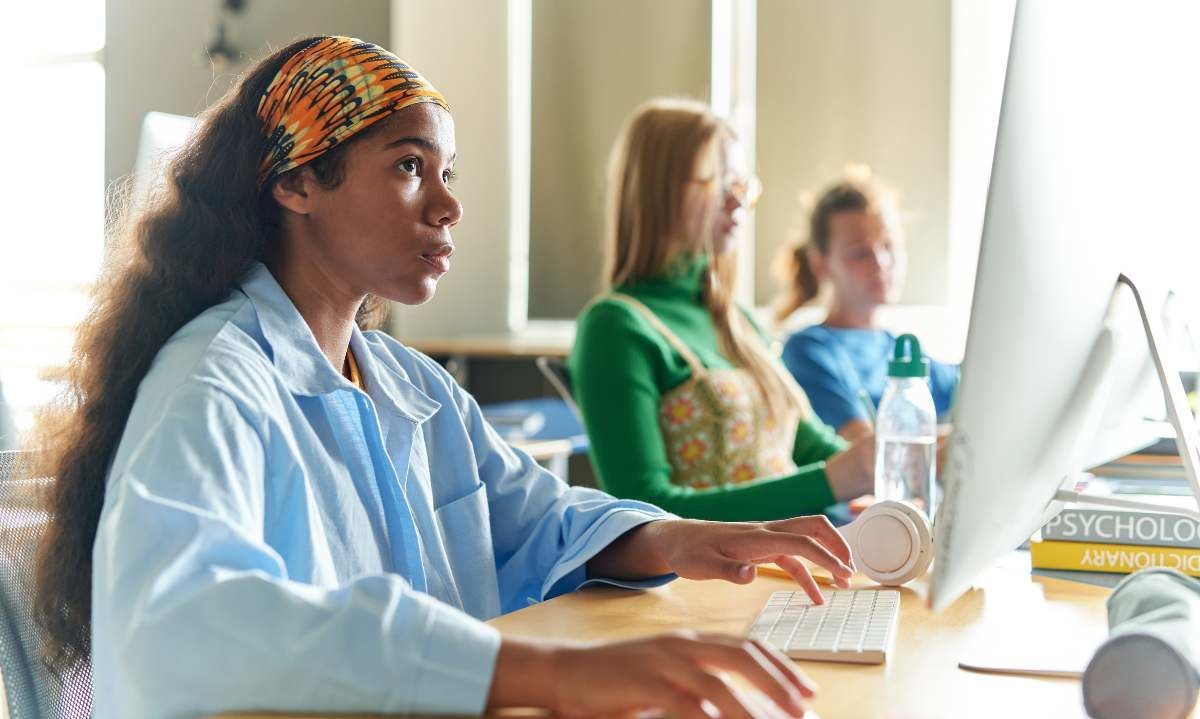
top-left (568, 254), bottom-right (845, 521)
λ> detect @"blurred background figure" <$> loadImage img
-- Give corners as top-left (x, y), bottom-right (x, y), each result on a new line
top-left (569, 99), bottom-right (875, 521)
top-left (774, 169), bottom-right (959, 442)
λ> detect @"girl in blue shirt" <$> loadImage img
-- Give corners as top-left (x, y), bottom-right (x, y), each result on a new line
top-left (29, 37), bottom-right (854, 719)
top-left (775, 171), bottom-right (959, 441)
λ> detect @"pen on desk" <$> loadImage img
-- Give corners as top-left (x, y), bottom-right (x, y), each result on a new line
top-left (756, 564), bottom-right (834, 585)
top-left (857, 388), bottom-right (877, 428)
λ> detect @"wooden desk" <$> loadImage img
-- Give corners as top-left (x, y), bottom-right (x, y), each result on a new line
top-left (404, 332), bottom-right (573, 405)
top-left (491, 557), bottom-right (1112, 718)
top-left (509, 437), bottom-right (574, 460)
top-left (407, 333), bottom-right (573, 360)
top-left (218, 555), bottom-right (1124, 719)
top-left (509, 437), bottom-right (575, 477)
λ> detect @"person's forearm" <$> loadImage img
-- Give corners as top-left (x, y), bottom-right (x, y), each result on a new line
top-left (586, 520), bottom-right (672, 580)
top-left (605, 467), bottom-right (837, 521)
top-left (487, 638), bottom-right (559, 710)
top-left (836, 418), bottom-right (873, 442)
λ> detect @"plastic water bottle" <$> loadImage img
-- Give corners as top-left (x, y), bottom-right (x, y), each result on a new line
top-left (875, 334), bottom-right (938, 518)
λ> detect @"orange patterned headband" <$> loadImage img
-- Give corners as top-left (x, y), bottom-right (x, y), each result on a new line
top-left (256, 36), bottom-right (449, 188)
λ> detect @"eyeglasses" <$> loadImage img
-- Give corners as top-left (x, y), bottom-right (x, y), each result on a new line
top-left (693, 173), bottom-right (763, 209)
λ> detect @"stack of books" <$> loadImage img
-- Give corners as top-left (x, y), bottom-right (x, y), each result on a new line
top-left (1030, 453), bottom-right (1197, 578)
top-left (1090, 451), bottom-right (1188, 482)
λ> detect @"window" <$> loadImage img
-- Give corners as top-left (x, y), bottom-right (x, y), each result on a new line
top-left (0, 1), bottom-right (106, 438)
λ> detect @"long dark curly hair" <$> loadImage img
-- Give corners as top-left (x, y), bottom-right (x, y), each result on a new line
top-left (31, 35), bottom-right (388, 672)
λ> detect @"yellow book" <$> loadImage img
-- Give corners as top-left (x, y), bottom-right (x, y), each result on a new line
top-left (1030, 539), bottom-right (1200, 577)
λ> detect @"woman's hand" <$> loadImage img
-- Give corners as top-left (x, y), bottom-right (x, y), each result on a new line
top-left (824, 432), bottom-right (875, 502)
top-left (640, 516), bottom-right (854, 602)
top-left (490, 634), bottom-right (816, 718)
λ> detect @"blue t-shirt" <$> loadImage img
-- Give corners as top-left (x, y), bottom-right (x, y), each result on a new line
top-left (781, 325), bottom-right (959, 431)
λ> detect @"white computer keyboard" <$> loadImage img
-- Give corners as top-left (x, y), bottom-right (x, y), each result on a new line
top-left (747, 589), bottom-right (900, 664)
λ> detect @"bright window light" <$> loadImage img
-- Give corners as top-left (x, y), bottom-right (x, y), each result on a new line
top-left (3, 0), bottom-right (105, 58)
top-left (0, 4), bottom-right (105, 441)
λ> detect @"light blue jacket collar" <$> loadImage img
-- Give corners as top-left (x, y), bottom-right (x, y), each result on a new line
top-left (353, 330), bottom-right (441, 426)
top-left (239, 263), bottom-right (440, 424)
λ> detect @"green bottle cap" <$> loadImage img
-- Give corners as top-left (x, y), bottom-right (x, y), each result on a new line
top-left (889, 334), bottom-right (930, 378)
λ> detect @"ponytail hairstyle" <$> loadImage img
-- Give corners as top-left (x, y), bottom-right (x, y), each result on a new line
top-left (773, 165), bottom-right (899, 322)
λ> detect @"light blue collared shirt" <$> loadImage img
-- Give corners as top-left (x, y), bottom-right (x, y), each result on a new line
top-left (92, 264), bottom-right (674, 719)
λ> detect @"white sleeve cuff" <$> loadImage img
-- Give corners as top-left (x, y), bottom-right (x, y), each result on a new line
top-left (407, 594), bottom-right (503, 714)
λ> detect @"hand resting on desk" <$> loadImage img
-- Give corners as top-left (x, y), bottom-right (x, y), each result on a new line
top-left (488, 515), bottom-right (855, 717)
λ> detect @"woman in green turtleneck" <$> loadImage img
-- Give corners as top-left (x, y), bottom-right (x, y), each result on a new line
top-left (568, 99), bottom-right (875, 521)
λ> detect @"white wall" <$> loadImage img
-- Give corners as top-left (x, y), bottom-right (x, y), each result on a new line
top-left (105, 0), bottom-right (390, 185)
top-left (528, 0), bottom-right (711, 320)
top-left (389, 0), bottom-right (521, 340)
top-left (755, 0), bottom-right (952, 308)
top-left (390, 0), bottom-right (961, 336)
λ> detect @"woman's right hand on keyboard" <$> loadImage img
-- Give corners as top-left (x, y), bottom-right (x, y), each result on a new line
top-left (824, 432), bottom-right (875, 502)
top-left (488, 633), bottom-right (814, 718)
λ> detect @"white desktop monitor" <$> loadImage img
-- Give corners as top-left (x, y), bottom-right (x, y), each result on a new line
top-left (928, 0), bottom-right (1200, 612)
top-left (131, 111), bottom-right (198, 209)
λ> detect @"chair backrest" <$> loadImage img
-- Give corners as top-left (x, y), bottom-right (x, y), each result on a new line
top-left (0, 451), bottom-right (93, 719)
top-left (535, 357), bottom-right (581, 421)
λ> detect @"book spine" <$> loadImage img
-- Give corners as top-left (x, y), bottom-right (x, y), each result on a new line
top-left (1030, 540), bottom-right (1200, 577)
top-left (1090, 465), bottom-right (1184, 479)
top-left (1042, 509), bottom-right (1200, 549)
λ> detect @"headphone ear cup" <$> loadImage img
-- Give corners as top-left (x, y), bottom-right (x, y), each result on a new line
top-left (841, 500), bottom-right (934, 586)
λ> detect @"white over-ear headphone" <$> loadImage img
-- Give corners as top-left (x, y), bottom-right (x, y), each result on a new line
top-left (836, 500), bottom-right (933, 586)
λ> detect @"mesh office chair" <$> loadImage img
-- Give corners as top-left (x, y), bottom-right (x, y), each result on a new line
top-left (0, 451), bottom-right (93, 718)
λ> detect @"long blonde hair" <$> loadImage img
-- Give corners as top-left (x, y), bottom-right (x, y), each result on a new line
top-left (604, 98), bottom-right (807, 422)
